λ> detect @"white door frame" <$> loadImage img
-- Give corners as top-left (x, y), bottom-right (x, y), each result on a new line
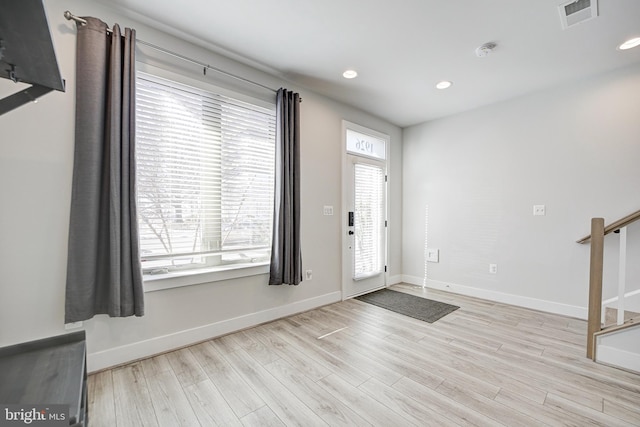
top-left (341, 120), bottom-right (389, 300)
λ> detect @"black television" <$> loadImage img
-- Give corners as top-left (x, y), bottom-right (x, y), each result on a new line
top-left (0, 0), bottom-right (65, 115)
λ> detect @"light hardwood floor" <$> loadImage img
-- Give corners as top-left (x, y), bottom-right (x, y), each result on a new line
top-left (88, 284), bottom-right (640, 426)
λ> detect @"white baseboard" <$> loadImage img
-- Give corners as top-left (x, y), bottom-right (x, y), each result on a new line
top-left (402, 275), bottom-right (426, 287)
top-left (596, 345), bottom-right (640, 374)
top-left (401, 275), bottom-right (587, 320)
top-left (388, 274), bottom-right (403, 286)
top-left (87, 291), bottom-right (342, 373)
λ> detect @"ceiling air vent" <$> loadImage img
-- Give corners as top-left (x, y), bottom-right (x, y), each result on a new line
top-left (559, 0), bottom-right (598, 29)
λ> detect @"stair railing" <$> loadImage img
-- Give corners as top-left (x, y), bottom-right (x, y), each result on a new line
top-left (577, 209), bottom-right (640, 359)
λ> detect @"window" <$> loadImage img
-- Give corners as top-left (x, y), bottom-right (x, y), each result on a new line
top-left (353, 162), bottom-right (385, 280)
top-left (135, 72), bottom-right (276, 281)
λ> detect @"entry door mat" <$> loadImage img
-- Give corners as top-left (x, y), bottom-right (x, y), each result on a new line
top-left (355, 289), bottom-right (459, 323)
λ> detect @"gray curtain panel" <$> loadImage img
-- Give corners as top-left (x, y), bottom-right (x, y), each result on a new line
top-left (65, 18), bottom-right (144, 322)
top-left (269, 88), bottom-right (303, 285)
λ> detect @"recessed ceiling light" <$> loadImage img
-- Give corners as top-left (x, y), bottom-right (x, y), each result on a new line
top-left (618, 37), bottom-right (640, 50)
top-left (343, 70), bottom-right (358, 79)
top-left (436, 81), bottom-right (452, 90)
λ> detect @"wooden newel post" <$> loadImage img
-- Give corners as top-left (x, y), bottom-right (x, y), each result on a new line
top-left (587, 217), bottom-right (605, 360)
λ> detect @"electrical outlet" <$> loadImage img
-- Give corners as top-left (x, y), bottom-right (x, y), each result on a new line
top-left (305, 270), bottom-right (313, 280)
top-left (323, 206), bottom-right (334, 216)
top-left (489, 264), bottom-right (498, 274)
top-left (533, 205), bottom-right (546, 216)
top-left (426, 248), bottom-right (439, 263)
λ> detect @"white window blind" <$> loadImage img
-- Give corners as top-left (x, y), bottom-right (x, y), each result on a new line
top-left (135, 72), bottom-right (276, 275)
top-left (353, 163), bottom-right (385, 280)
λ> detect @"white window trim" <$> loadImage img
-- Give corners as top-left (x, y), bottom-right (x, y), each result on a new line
top-left (143, 262), bottom-right (270, 292)
top-left (136, 61), bottom-right (275, 292)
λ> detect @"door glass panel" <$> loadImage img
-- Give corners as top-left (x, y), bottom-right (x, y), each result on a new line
top-left (354, 163), bottom-right (385, 280)
top-left (346, 129), bottom-right (386, 160)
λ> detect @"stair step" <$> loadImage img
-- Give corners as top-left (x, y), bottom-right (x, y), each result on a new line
top-left (603, 307), bottom-right (640, 328)
top-left (595, 321), bottom-right (640, 374)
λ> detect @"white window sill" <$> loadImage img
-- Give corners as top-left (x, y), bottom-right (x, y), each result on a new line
top-left (143, 262), bottom-right (270, 292)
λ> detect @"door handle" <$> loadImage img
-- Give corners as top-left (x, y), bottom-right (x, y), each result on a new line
top-left (348, 230), bottom-right (354, 235)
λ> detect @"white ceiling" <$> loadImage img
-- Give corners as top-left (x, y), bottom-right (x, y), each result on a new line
top-left (102, 0), bottom-right (640, 127)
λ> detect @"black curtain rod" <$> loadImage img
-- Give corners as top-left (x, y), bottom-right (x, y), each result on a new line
top-left (63, 10), bottom-right (282, 96)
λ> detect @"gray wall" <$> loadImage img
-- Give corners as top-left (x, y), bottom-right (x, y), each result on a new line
top-left (402, 63), bottom-right (640, 317)
top-left (0, 0), bottom-right (402, 370)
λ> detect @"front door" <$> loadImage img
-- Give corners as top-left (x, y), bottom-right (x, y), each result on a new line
top-left (342, 123), bottom-right (388, 298)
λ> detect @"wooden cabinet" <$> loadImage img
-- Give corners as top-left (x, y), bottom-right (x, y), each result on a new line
top-left (0, 331), bottom-right (87, 426)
